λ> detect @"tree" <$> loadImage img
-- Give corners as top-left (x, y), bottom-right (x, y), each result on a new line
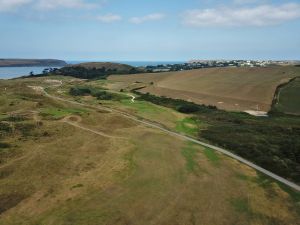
top-left (42, 68), bottom-right (49, 74)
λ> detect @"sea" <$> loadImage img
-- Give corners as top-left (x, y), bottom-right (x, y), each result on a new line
top-left (0, 61), bottom-right (184, 79)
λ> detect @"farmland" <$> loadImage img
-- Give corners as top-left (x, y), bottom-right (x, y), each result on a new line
top-left (0, 76), bottom-right (299, 225)
top-left (108, 66), bottom-right (300, 112)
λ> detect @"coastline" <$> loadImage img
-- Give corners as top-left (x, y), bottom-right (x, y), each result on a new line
top-left (0, 66), bottom-right (62, 80)
top-left (0, 61), bottom-right (185, 79)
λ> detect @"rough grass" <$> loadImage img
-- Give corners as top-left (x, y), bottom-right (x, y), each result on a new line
top-left (235, 173), bottom-right (250, 181)
top-left (0, 114), bottom-right (8, 120)
top-left (255, 173), bottom-right (300, 205)
top-left (1, 76), bottom-right (300, 225)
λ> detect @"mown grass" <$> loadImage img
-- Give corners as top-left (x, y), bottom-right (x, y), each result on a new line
top-left (40, 108), bottom-right (87, 119)
top-left (117, 98), bottom-right (185, 129)
top-left (203, 148), bottom-right (220, 166)
top-left (176, 117), bottom-right (198, 136)
top-left (230, 198), bottom-right (251, 214)
top-left (181, 142), bottom-right (200, 174)
top-left (120, 99), bottom-right (166, 114)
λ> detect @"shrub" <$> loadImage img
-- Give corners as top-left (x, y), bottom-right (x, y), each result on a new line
top-left (69, 87), bottom-right (91, 96)
top-left (0, 142), bottom-right (10, 149)
top-left (176, 104), bottom-right (199, 113)
top-left (93, 91), bottom-right (113, 100)
top-left (0, 122), bottom-right (12, 133)
top-left (7, 115), bottom-right (26, 122)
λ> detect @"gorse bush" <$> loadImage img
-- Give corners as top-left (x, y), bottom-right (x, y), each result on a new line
top-left (69, 87), bottom-right (91, 96)
top-left (93, 91), bottom-right (114, 100)
top-left (176, 104), bottom-right (201, 113)
top-left (57, 66), bottom-right (109, 79)
top-left (133, 90), bottom-right (217, 114)
top-left (69, 86), bottom-right (124, 101)
top-left (50, 66), bottom-right (141, 79)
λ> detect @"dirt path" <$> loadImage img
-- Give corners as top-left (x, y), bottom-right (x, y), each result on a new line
top-left (32, 85), bottom-right (300, 191)
top-left (64, 121), bottom-right (124, 139)
top-left (44, 79), bottom-right (63, 87)
top-left (127, 94), bottom-right (135, 103)
top-left (61, 116), bottom-right (125, 139)
top-left (244, 110), bottom-right (268, 117)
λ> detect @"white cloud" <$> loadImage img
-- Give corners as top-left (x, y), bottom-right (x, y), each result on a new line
top-left (0, 0), bottom-right (32, 12)
top-left (182, 3), bottom-right (300, 27)
top-left (96, 13), bottom-right (121, 23)
top-left (129, 13), bottom-right (165, 24)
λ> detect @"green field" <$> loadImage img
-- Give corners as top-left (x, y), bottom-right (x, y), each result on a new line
top-left (273, 77), bottom-right (300, 115)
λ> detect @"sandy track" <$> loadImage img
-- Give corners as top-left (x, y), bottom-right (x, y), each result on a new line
top-left (61, 116), bottom-right (125, 139)
top-left (127, 94), bottom-right (135, 103)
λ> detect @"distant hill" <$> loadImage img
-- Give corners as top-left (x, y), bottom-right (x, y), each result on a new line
top-left (55, 62), bottom-right (143, 79)
top-left (69, 62), bottom-right (134, 72)
top-left (0, 59), bottom-right (67, 67)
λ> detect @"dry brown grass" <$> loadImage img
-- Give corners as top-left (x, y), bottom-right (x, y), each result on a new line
top-left (109, 66), bottom-right (300, 111)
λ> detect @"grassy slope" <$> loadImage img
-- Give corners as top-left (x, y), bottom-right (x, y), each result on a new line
top-left (109, 66), bottom-right (300, 111)
top-left (0, 77), bottom-right (299, 225)
top-left (57, 79), bottom-right (300, 183)
top-left (274, 77), bottom-right (300, 115)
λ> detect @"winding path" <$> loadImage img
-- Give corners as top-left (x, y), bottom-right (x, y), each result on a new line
top-left (39, 86), bottom-right (300, 192)
top-left (127, 94), bottom-right (135, 103)
top-left (61, 116), bottom-right (125, 139)
top-left (64, 120), bottom-right (125, 139)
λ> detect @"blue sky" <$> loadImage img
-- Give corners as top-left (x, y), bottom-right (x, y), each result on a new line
top-left (0, 0), bottom-right (300, 61)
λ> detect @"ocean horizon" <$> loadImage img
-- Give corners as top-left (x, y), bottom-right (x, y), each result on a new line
top-left (0, 61), bottom-right (185, 79)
